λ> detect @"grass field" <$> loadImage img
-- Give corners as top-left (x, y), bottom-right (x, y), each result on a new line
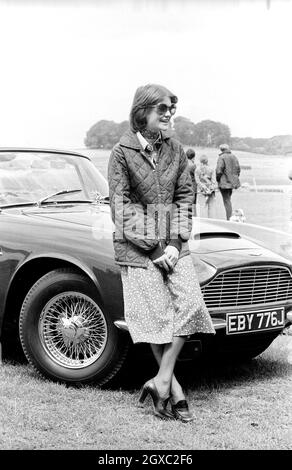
top-left (78, 147), bottom-right (292, 233)
top-left (0, 334), bottom-right (291, 450)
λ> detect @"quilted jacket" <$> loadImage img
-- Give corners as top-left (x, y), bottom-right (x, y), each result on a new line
top-left (108, 129), bottom-right (194, 267)
top-left (216, 150), bottom-right (241, 189)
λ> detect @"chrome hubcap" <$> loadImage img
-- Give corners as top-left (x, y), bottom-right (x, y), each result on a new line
top-left (39, 292), bottom-right (107, 368)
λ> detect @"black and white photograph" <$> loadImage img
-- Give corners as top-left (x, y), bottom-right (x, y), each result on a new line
top-left (0, 0), bottom-right (291, 455)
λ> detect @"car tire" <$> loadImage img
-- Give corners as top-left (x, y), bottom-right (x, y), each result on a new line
top-left (19, 268), bottom-right (129, 386)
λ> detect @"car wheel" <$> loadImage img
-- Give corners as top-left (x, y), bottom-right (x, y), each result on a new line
top-left (19, 268), bottom-right (129, 386)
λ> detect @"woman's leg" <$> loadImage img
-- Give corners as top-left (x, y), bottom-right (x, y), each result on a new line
top-left (208, 193), bottom-right (217, 218)
top-left (151, 343), bottom-right (186, 403)
top-left (150, 337), bottom-right (186, 399)
top-left (197, 193), bottom-right (208, 218)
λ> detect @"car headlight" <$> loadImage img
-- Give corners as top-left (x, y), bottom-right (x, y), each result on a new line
top-left (287, 311), bottom-right (292, 323)
top-left (191, 256), bottom-right (217, 284)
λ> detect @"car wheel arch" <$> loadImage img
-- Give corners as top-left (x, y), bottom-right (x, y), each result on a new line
top-left (1, 256), bottom-right (103, 350)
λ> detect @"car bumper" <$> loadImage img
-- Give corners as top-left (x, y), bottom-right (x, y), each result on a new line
top-left (114, 317), bottom-right (230, 332)
top-left (114, 309), bottom-right (292, 334)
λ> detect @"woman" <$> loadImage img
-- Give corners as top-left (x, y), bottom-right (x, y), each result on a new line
top-left (195, 154), bottom-right (217, 219)
top-left (108, 84), bottom-right (215, 422)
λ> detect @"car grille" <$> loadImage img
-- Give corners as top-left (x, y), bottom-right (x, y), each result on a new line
top-left (202, 265), bottom-right (292, 309)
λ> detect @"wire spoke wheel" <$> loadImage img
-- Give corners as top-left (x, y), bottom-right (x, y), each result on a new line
top-left (39, 292), bottom-right (108, 368)
top-left (20, 269), bottom-right (129, 385)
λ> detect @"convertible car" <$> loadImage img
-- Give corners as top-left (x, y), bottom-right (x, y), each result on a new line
top-left (0, 148), bottom-right (291, 386)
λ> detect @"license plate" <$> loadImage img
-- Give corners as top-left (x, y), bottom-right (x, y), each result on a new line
top-left (226, 307), bottom-right (285, 335)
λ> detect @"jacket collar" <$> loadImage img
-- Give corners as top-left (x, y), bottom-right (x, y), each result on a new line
top-left (119, 128), bottom-right (172, 150)
top-left (219, 150), bottom-right (232, 156)
top-left (136, 131), bottom-right (162, 152)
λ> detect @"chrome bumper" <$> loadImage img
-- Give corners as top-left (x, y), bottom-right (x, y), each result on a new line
top-left (114, 318), bottom-right (227, 332)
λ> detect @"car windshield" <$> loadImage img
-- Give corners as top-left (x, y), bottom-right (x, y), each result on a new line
top-left (0, 151), bottom-right (109, 207)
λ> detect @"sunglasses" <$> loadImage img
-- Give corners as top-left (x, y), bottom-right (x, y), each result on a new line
top-left (142, 103), bottom-right (177, 116)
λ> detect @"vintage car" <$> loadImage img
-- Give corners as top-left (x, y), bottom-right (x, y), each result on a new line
top-left (0, 148), bottom-right (291, 386)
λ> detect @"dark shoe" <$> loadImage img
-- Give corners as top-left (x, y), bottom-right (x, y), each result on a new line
top-left (171, 399), bottom-right (194, 423)
top-left (139, 379), bottom-right (174, 420)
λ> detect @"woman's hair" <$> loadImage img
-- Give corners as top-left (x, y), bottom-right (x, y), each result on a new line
top-left (129, 83), bottom-right (178, 132)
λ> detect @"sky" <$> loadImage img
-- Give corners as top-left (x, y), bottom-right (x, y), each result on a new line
top-left (0, 0), bottom-right (291, 148)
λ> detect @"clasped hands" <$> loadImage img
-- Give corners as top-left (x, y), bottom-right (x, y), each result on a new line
top-left (152, 245), bottom-right (179, 272)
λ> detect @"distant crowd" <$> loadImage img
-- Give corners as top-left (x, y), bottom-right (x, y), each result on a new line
top-left (186, 143), bottom-right (244, 222)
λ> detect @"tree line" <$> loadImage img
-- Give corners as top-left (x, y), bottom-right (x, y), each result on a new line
top-left (84, 117), bottom-right (292, 155)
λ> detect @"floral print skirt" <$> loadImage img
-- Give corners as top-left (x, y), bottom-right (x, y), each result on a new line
top-left (120, 255), bottom-right (215, 344)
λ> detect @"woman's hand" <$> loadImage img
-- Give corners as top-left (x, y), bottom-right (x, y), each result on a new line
top-left (164, 245), bottom-right (179, 265)
top-left (152, 253), bottom-right (173, 272)
top-left (153, 246), bottom-right (179, 272)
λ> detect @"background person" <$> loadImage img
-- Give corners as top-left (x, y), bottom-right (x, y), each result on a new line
top-left (195, 154), bottom-right (217, 218)
top-left (216, 143), bottom-right (241, 220)
top-left (230, 208), bottom-right (246, 223)
top-left (108, 83), bottom-right (215, 423)
top-left (186, 148), bottom-right (197, 215)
